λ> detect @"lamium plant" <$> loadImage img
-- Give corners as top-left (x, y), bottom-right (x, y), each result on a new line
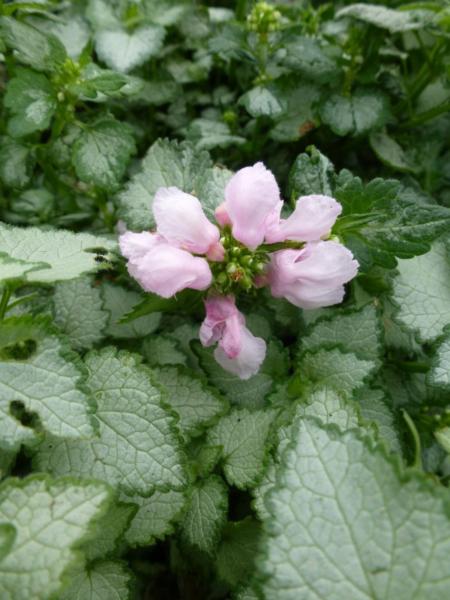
top-left (1, 1), bottom-right (450, 599)
top-left (120, 162), bottom-right (358, 378)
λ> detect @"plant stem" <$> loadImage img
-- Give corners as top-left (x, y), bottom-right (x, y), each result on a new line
top-left (0, 285), bottom-right (12, 320)
top-left (399, 99), bottom-right (450, 129)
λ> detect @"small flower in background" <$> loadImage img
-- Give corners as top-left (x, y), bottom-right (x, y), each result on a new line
top-left (119, 162), bottom-right (359, 378)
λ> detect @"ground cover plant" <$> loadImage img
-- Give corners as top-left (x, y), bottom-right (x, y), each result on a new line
top-left (1, 0), bottom-right (450, 598)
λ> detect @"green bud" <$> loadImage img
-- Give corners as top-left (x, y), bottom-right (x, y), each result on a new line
top-left (241, 255), bottom-right (253, 267)
top-left (231, 246), bottom-right (241, 257)
top-left (216, 272), bottom-right (227, 285)
top-left (227, 262), bottom-right (238, 274)
top-left (254, 262), bottom-right (266, 273)
top-left (240, 274), bottom-right (253, 290)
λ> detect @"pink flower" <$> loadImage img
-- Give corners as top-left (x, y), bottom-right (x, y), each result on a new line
top-left (215, 162), bottom-right (281, 250)
top-left (200, 296), bottom-right (266, 379)
top-left (268, 241), bottom-right (359, 309)
top-left (153, 187), bottom-right (222, 259)
top-left (119, 231), bottom-right (212, 298)
top-left (265, 194), bottom-right (342, 243)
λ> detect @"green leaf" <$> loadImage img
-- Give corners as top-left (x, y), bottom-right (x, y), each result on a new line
top-left (392, 244), bottom-right (450, 342)
top-left (356, 388), bottom-right (402, 454)
top-left (123, 489), bottom-right (185, 547)
top-left (0, 136), bottom-right (34, 188)
top-left (95, 25), bottom-right (165, 73)
top-left (435, 427), bottom-right (450, 454)
top-left (0, 253), bottom-right (46, 283)
top-left (282, 36), bottom-right (340, 84)
top-left (53, 277), bottom-right (108, 351)
top-left (83, 501), bottom-right (136, 562)
top-left (337, 4), bottom-right (435, 33)
top-left (216, 519), bottom-right (261, 588)
top-left (193, 342), bottom-right (273, 410)
top-left (320, 87), bottom-right (390, 137)
top-left (142, 336), bottom-right (187, 367)
top-left (334, 173), bottom-right (450, 270)
top-left (0, 16), bottom-right (67, 72)
top-left (101, 283), bottom-right (161, 339)
top-left (154, 366), bottom-right (228, 438)
top-left (0, 523), bottom-right (15, 562)
top-left (298, 348), bottom-right (376, 397)
top-left (69, 64), bottom-right (135, 101)
top-left (253, 387), bottom-right (360, 520)
top-left (369, 131), bottom-right (419, 174)
top-left (0, 475), bottom-right (111, 600)
top-left (0, 332), bottom-right (95, 452)
top-left (180, 475), bottom-right (228, 554)
top-left (207, 408), bottom-right (275, 489)
top-left (429, 333), bottom-right (450, 389)
top-left (59, 560), bottom-right (134, 600)
top-left (258, 418), bottom-right (450, 599)
top-left (269, 81), bottom-right (321, 143)
top-left (240, 86), bottom-right (284, 118)
top-left (4, 68), bottom-right (56, 137)
top-left (301, 304), bottom-right (382, 364)
top-left (0, 223), bottom-right (116, 283)
top-left (35, 348), bottom-right (186, 495)
top-left (235, 586), bottom-right (259, 600)
top-left (72, 119), bottom-right (136, 191)
top-left (30, 13), bottom-right (90, 59)
top-left (117, 139), bottom-right (213, 230)
top-left (185, 118), bottom-right (245, 151)
top-left (288, 146), bottom-right (334, 198)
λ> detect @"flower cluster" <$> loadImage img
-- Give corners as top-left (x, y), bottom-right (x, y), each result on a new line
top-left (119, 162), bottom-right (358, 379)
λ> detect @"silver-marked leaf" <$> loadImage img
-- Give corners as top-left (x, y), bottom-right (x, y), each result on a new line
top-left (53, 277), bottom-right (108, 350)
top-left (180, 475), bottom-right (228, 554)
top-left (393, 244), bottom-right (450, 342)
top-left (0, 335), bottom-right (94, 452)
top-left (207, 408), bottom-right (275, 489)
top-left (96, 26), bottom-right (165, 73)
top-left (0, 476), bottom-right (110, 600)
top-left (301, 303), bottom-right (381, 363)
top-left (35, 348), bottom-right (186, 495)
top-left (154, 366), bottom-right (227, 438)
top-left (59, 560), bottom-right (133, 600)
top-left (298, 348), bottom-right (375, 397)
top-left (0, 223), bottom-right (116, 283)
top-left (72, 119), bottom-right (136, 191)
top-left (258, 418), bottom-right (450, 599)
top-left (123, 489), bottom-right (185, 547)
top-left (102, 283), bottom-right (161, 339)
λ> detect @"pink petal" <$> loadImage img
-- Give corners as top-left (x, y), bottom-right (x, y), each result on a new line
top-left (119, 231), bottom-right (161, 261)
top-left (265, 195), bottom-right (342, 243)
top-left (268, 241), bottom-right (358, 309)
top-left (129, 243), bottom-right (212, 298)
top-left (224, 162), bottom-right (280, 250)
top-left (214, 326), bottom-right (266, 380)
top-left (206, 241), bottom-right (225, 262)
top-left (199, 295), bottom-right (266, 379)
top-left (153, 187), bottom-right (220, 254)
top-left (199, 296), bottom-right (239, 347)
top-left (215, 203), bottom-right (232, 227)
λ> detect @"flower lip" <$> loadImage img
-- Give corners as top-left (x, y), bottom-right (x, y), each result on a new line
top-left (153, 186), bottom-right (220, 255)
top-left (268, 241), bottom-right (359, 309)
top-left (221, 162), bottom-right (281, 250)
top-left (265, 194), bottom-right (342, 244)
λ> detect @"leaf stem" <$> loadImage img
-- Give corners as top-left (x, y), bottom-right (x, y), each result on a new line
top-left (402, 410), bottom-right (423, 470)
